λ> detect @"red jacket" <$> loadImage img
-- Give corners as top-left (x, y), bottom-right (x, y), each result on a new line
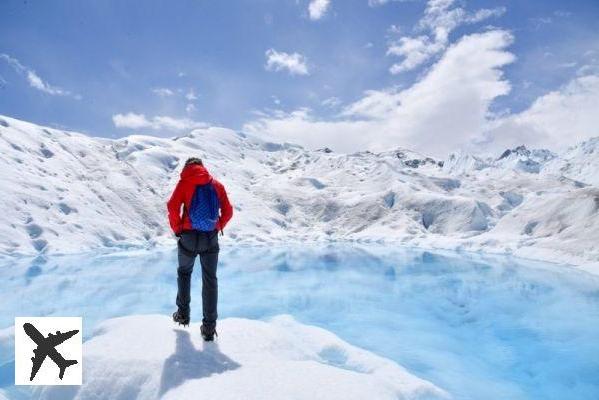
top-left (167, 164), bottom-right (233, 235)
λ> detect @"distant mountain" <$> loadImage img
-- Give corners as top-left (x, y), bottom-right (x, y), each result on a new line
top-left (542, 137), bottom-right (599, 186)
top-left (444, 145), bottom-right (557, 175)
top-left (0, 115), bottom-right (597, 269)
top-left (442, 151), bottom-right (490, 175)
top-left (495, 145), bottom-right (556, 173)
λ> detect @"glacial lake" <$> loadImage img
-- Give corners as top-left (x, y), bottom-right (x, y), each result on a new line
top-left (1, 245), bottom-right (598, 400)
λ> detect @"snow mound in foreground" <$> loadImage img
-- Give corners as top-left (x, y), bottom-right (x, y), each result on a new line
top-left (37, 315), bottom-right (447, 400)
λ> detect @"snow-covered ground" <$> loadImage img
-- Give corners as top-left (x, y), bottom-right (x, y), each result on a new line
top-left (0, 114), bottom-right (597, 271)
top-left (16, 314), bottom-right (444, 400)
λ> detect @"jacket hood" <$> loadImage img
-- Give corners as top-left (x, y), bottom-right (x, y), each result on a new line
top-left (180, 164), bottom-right (212, 185)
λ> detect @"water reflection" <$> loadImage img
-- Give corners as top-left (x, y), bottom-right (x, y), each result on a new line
top-left (0, 245), bottom-right (598, 400)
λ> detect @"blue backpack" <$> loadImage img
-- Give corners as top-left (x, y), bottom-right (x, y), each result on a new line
top-left (189, 180), bottom-right (220, 231)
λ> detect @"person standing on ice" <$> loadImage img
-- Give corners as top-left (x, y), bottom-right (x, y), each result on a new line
top-left (167, 157), bottom-right (233, 341)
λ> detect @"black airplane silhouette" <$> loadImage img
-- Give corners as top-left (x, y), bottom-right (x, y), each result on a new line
top-left (23, 322), bottom-right (79, 381)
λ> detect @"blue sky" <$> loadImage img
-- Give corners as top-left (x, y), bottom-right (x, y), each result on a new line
top-left (1, 0), bottom-right (598, 156)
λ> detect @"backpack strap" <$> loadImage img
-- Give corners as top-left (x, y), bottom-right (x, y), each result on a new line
top-left (208, 178), bottom-right (223, 235)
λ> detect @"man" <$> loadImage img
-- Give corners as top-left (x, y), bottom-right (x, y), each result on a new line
top-left (167, 157), bottom-right (233, 341)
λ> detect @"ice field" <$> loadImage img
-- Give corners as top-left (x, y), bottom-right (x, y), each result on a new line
top-left (1, 245), bottom-right (598, 399)
top-left (2, 115), bottom-right (599, 270)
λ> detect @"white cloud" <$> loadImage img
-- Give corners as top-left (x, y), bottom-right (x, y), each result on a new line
top-left (185, 89), bottom-right (198, 101)
top-left (578, 63), bottom-right (599, 76)
top-left (321, 96), bottom-right (341, 108)
top-left (530, 16), bottom-right (553, 30)
top-left (245, 30), bottom-right (514, 158)
top-left (153, 116), bottom-right (205, 131)
top-left (387, 24), bottom-right (401, 34)
top-left (152, 87), bottom-right (175, 97)
top-left (387, 36), bottom-right (444, 74)
top-left (245, 107), bottom-right (376, 152)
top-left (387, 0), bottom-right (505, 74)
top-left (0, 53), bottom-right (80, 98)
top-left (112, 113), bottom-right (150, 129)
top-left (340, 87), bottom-right (402, 118)
top-left (265, 49), bottom-right (309, 76)
top-left (112, 112), bottom-right (206, 131)
top-left (185, 103), bottom-right (196, 113)
top-left (554, 10), bottom-right (571, 18)
top-left (308, 0), bottom-right (331, 20)
top-left (557, 62), bottom-right (577, 69)
top-left (481, 75), bottom-right (599, 151)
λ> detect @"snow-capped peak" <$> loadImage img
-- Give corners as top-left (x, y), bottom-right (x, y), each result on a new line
top-left (444, 145), bottom-right (557, 175)
top-left (542, 136), bottom-right (599, 186)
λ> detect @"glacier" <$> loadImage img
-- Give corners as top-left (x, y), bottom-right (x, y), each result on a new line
top-left (1, 113), bottom-right (598, 398)
top-left (0, 114), bottom-right (597, 272)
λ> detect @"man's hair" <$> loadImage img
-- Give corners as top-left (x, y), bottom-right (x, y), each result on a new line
top-left (185, 157), bottom-right (203, 166)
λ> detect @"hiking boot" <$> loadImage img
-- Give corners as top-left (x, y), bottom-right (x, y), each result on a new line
top-left (172, 310), bottom-right (190, 327)
top-left (200, 324), bottom-right (217, 341)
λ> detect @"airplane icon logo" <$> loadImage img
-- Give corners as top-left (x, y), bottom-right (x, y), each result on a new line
top-left (23, 322), bottom-right (79, 381)
top-left (15, 317), bottom-right (82, 385)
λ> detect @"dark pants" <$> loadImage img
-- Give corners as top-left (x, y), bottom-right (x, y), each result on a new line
top-left (176, 230), bottom-right (219, 328)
